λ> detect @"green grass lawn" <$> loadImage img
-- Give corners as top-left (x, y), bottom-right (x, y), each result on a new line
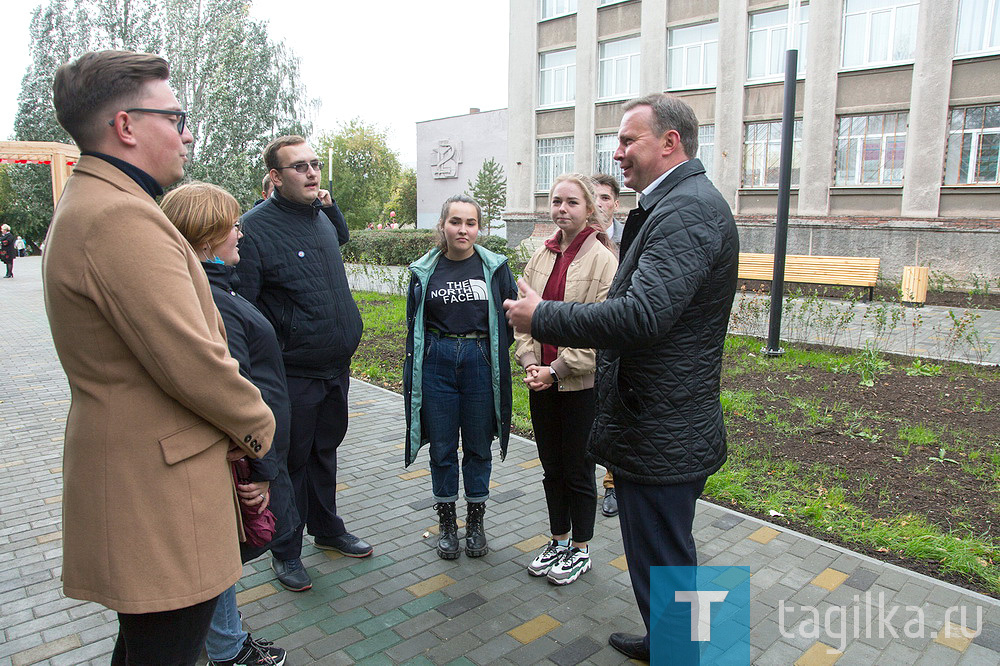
top-left (351, 290), bottom-right (1000, 596)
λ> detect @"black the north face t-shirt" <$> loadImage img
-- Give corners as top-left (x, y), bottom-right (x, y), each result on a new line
top-left (424, 253), bottom-right (489, 335)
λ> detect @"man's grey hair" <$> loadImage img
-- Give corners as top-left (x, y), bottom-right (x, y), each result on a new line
top-left (624, 93), bottom-right (699, 159)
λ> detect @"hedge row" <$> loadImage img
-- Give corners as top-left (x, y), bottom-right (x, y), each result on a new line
top-left (342, 229), bottom-right (519, 267)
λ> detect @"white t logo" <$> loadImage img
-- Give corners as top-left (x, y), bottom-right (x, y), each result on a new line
top-left (674, 590), bottom-right (729, 641)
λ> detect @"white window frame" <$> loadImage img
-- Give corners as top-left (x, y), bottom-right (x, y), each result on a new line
top-left (667, 22), bottom-right (719, 90)
top-left (747, 4), bottom-right (809, 81)
top-left (598, 37), bottom-right (641, 100)
top-left (955, 0), bottom-right (1000, 56)
top-left (598, 0), bottom-right (630, 5)
top-left (841, 0), bottom-right (919, 70)
top-left (742, 120), bottom-right (803, 188)
top-left (538, 49), bottom-right (576, 108)
top-left (835, 112), bottom-right (908, 186)
top-left (944, 105), bottom-right (1000, 185)
top-left (540, 0), bottom-right (577, 21)
top-left (697, 125), bottom-right (715, 182)
top-left (537, 137), bottom-right (575, 192)
top-left (594, 134), bottom-right (628, 190)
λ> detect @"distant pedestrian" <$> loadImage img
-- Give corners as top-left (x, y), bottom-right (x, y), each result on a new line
top-left (14, 236), bottom-right (27, 257)
top-left (403, 194), bottom-right (517, 559)
top-left (0, 225), bottom-right (15, 278)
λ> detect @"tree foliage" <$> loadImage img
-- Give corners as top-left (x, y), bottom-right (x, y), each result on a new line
top-left (383, 168), bottom-right (417, 228)
top-left (8, 0), bottom-right (313, 243)
top-left (466, 157), bottom-right (507, 234)
top-left (317, 119), bottom-right (402, 230)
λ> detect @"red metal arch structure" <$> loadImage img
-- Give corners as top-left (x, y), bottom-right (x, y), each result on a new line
top-left (0, 141), bottom-right (80, 207)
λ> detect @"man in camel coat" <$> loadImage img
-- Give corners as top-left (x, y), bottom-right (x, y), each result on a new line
top-left (43, 50), bottom-right (275, 664)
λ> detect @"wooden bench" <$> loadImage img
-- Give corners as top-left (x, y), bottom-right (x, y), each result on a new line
top-left (738, 253), bottom-right (881, 300)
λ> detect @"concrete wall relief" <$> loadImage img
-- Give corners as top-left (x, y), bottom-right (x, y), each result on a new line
top-left (432, 140), bottom-right (463, 179)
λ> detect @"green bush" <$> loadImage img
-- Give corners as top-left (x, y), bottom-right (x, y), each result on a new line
top-left (342, 229), bottom-right (524, 269)
top-left (342, 229), bottom-right (436, 265)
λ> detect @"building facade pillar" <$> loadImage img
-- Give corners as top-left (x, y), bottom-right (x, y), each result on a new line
top-left (900, 0), bottom-right (958, 217)
top-left (507, 0), bottom-right (538, 214)
top-left (713, 0), bottom-right (750, 209)
top-left (574, 0), bottom-right (599, 176)
top-left (798, 0), bottom-right (843, 216)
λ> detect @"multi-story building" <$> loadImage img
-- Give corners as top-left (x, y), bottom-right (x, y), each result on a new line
top-left (506, 0), bottom-right (1000, 281)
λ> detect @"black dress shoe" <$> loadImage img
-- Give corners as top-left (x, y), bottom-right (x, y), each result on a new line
top-left (609, 632), bottom-right (649, 662)
top-left (314, 532), bottom-right (373, 557)
top-left (602, 487), bottom-right (619, 517)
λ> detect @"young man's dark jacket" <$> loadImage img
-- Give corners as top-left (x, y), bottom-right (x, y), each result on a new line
top-left (531, 158), bottom-right (740, 485)
top-left (203, 262), bottom-right (298, 561)
top-left (236, 190), bottom-right (362, 379)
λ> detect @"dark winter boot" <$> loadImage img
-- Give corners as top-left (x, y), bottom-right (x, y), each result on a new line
top-left (434, 502), bottom-right (460, 560)
top-left (465, 501), bottom-right (489, 557)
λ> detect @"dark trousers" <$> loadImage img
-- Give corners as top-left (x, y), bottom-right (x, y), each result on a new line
top-left (616, 475), bottom-right (706, 653)
top-left (529, 387), bottom-right (597, 543)
top-left (271, 372), bottom-right (350, 561)
top-left (110, 595), bottom-right (219, 665)
top-left (3, 260), bottom-right (12, 277)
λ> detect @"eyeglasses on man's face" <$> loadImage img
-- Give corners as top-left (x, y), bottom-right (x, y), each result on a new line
top-left (276, 160), bottom-right (323, 174)
top-left (108, 108), bottom-right (188, 134)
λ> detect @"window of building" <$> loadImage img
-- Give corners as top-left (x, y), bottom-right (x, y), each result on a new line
top-left (540, 0), bottom-right (577, 21)
top-left (539, 49), bottom-right (576, 107)
top-left (835, 112), bottom-right (908, 185)
top-left (598, 0), bottom-right (629, 5)
top-left (955, 0), bottom-right (1000, 55)
top-left (537, 137), bottom-right (575, 191)
top-left (667, 22), bottom-right (718, 89)
top-left (742, 120), bottom-right (803, 187)
top-left (594, 134), bottom-right (627, 189)
top-left (944, 105), bottom-right (1000, 185)
top-left (697, 125), bottom-right (715, 181)
top-left (841, 0), bottom-right (918, 69)
top-left (747, 4), bottom-right (809, 80)
top-left (599, 37), bottom-right (640, 99)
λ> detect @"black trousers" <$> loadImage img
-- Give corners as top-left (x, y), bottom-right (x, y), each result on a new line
top-left (110, 595), bottom-right (219, 665)
top-left (616, 475), bottom-right (706, 654)
top-left (529, 387), bottom-right (597, 543)
top-left (272, 372), bottom-right (350, 561)
top-left (3, 259), bottom-right (12, 277)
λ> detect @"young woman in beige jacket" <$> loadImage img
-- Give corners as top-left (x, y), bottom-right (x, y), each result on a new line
top-left (515, 173), bottom-right (618, 585)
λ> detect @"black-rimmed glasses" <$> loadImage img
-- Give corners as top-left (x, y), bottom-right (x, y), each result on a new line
top-left (108, 108), bottom-right (187, 134)
top-left (275, 160), bottom-right (323, 174)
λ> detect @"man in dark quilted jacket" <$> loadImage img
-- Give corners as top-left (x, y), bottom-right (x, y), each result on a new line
top-left (238, 136), bottom-right (373, 594)
top-left (505, 93), bottom-right (740, 663)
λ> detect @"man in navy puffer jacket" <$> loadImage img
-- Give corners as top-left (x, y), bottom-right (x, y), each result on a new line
top-left (238, 135), bottom-right (372, 593)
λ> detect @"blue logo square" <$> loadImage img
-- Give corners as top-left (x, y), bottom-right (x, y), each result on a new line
top-left (651, 566), bottom-right (755, 665)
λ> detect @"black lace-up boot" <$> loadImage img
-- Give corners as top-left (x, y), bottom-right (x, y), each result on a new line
top-left (465, 501), bottom-right (488, 557)
top-left (434, 502), bottom-right (460, 559)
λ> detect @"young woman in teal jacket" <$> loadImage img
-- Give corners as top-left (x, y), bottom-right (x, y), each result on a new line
top-left (403, 194), bottom-right (517, 559)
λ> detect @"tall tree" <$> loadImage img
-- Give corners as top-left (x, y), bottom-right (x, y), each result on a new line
top-left (466, 157), bottom-right (507, 234)
top-left (9, 0), bottom-right (313, 240)
top-left (383, 168), bottom-right (417, 228)
top-left (318, 119), bottom-right (402, 230)
top-left (9, 1), bottom-right (83, 243)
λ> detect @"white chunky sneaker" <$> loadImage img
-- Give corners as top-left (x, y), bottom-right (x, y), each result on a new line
top-left (527, 539), bottom-right (568, 577)
top-left (546, 547), bottom-right (592, 585)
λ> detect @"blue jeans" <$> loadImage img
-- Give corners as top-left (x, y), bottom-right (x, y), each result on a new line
top-left (204, 584), bottom-right (248, 661)
top-left (421, 332), bottom-right (495, 503)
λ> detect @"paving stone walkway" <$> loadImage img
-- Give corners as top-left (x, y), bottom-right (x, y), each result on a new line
top-left (2, 256), bottom-right (998, 665)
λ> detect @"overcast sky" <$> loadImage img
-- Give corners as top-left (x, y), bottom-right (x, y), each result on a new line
top-left (0, 1), bottom-right (510, 167)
